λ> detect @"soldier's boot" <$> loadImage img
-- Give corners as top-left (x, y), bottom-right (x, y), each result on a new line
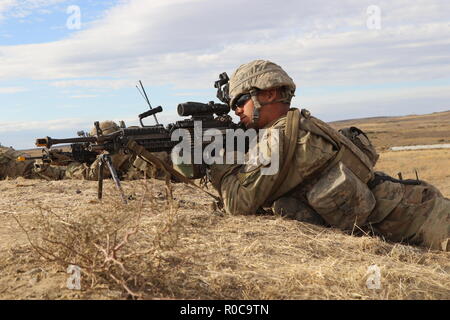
top-left (272, 196), bottom-right (325, 226)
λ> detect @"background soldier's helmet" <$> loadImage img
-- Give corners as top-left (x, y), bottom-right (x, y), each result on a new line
top-left (228, 59), bottom-right (296, 108)
top-left (89, 121), bottom-right (120, 136)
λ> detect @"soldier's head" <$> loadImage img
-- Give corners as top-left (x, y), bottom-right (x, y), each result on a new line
top-left (89, 120), bottom-right (120, 136)
top-left (229, 60), bottom-right (296, 129)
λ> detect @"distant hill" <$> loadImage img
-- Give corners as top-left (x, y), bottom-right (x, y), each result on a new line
top-left (19, 145), bottom-right (71, 157)
top-left (329, 110), bottom-right (450, 151)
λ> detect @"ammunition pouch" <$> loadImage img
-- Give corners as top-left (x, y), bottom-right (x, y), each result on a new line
top-left (306, 162), bottom-right (376, 229)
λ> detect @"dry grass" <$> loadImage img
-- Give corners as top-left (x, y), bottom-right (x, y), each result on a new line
top-left (1, 179), bottom-right (186, 299)
top-left (0, 176), bottom-right (449, 300)
top-left (1, 110), bottom-right (449, 300)
top-left (171, 210), bottom-right (449, 300)
top-left (375, 149), bottom-right (450, 197)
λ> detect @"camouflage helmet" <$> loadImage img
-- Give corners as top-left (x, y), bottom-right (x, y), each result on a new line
top-left (89, 120), bottom-right (120, 136)
top-left (229, 60), bottom-right (296, 108)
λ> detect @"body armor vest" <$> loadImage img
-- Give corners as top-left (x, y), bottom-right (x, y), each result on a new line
top-left (277, 109), bottom-right (376, 229)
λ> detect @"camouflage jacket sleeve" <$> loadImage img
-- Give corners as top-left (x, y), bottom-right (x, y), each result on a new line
top-left (209, 117), bottom-right (337, 215)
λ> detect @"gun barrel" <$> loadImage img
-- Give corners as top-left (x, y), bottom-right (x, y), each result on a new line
top-left (36, 136), bottom-right (96, 148)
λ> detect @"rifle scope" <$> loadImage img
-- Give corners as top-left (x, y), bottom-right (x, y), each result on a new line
top-left (177, 101), bottom-right (230, 117)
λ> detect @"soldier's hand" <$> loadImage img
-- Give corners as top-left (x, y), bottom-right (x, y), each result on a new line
top-left (32, 161), bottom-right (49, 173)
top-left (207, 163), bottom-right (239, 190)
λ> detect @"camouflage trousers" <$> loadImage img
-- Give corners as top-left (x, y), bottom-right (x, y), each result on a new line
top-left (273, 178), bottom-right (450, 251)
top-left (369, 179), bottom-right (449, 251)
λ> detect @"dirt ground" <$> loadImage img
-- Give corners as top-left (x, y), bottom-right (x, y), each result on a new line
top-left (1, 111), bottom-right (449, 300)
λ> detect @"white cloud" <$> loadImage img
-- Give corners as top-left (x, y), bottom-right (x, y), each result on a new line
top-left (0, 0), bottom-right (449, 137)
top-left (296, 84), bottom-right (450, 119)
top-left (0, 0), bottom-right (449, 91)
top-left (0, 0), bottom-right (16, 20)
top-left (0, 86), bottom-right (27, 93)
top-left (0, 0), bottom-right (68, 19)
top-left (0, 118), bottom-right (91, 132)
top-left (52, 79), bottom-right (134, 89)
top-left (69, 94), bottom-right (98, 99)
top-left (0, 110), bottom-right (179, 134)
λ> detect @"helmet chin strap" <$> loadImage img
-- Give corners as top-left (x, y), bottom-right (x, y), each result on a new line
top-left (249, 89), bottom-right (288, 127)
top-left (249, 89), bottom-right (262, 126)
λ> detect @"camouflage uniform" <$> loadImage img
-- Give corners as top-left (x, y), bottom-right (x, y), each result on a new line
top-left (0, 146), bottom-right (65, 180)
top-left (30, 151), bottom-right (168, 181)
top-left (208, 60), bottom-right (450, 251)
top-left (0, 146), bottom-right (36, 179)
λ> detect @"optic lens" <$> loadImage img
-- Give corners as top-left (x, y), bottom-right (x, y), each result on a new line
top-left (232, 94), bottom-right (251, 110)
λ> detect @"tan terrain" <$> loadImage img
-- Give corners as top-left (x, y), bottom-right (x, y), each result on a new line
top-left (0, 110), bottom-right (449, 300)
top-left (330, 110), bottom-right (450, 151)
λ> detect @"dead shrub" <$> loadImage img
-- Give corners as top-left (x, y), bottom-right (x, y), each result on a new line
top-left (12, 181), bottom-right (184, 299)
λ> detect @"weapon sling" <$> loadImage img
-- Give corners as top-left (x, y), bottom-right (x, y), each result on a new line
top-left (266, 108), bottom-right (300, 203)
top-left (126, 140), bottom-right (222, 204)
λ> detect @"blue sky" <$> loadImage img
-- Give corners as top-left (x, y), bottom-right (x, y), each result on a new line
top-left (1, 0), bottom-right (450, 149)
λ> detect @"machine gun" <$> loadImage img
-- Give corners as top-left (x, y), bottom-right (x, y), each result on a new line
top-left (34, 75), bottom-right (238, 204)
top-left (17, 141), bottom-right (98, 166)
top-left (18, 148), bottom-right (75, 166)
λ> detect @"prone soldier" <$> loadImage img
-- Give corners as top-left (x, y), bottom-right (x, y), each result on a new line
top-left (0, 146), bottom-right (65, 180)
top-left (207, 59), bottom-right (450, 251)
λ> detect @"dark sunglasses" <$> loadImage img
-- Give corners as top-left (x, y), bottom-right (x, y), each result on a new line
top-left (232, 93), bottom-right (252, 111)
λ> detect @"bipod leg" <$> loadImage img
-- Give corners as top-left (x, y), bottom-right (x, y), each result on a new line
top-left (103, 154), bottom-right (128, 204)
top-left (98, 156), bottom-right (105, 200)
